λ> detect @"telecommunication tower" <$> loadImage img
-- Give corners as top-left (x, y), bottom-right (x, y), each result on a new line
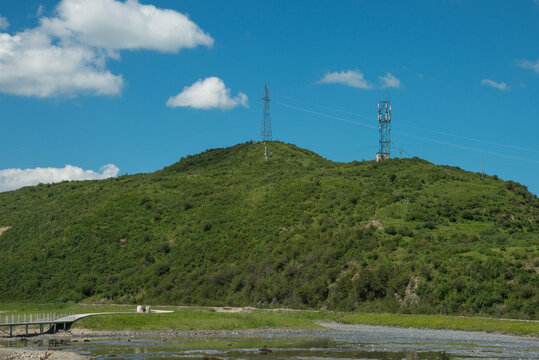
top-left (376, 99), bottom-right (391, 161)
top-left (261, 84), bottom-right (272, 160)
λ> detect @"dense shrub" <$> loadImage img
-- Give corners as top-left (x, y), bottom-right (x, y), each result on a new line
top-left (0, 141), bottom-right (537, 319)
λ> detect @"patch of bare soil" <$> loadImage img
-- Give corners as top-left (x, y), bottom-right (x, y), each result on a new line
top-left (0, 227), bottom-right (11, 237)
top-left (362, 220), bottom-right (384, 230)
top-left (395, 276), bottom-right (420, 305)
top-left (213, 307), bottom-right (255, 313)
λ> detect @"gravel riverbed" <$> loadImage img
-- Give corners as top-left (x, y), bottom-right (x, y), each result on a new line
top-left (0, 347), bottom-right (88, 360)
top-left (1, 323), bottom-right (538, 359)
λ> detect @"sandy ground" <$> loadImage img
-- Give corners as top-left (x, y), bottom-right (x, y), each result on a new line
top-left (0, 347), bottom-right (88, 360)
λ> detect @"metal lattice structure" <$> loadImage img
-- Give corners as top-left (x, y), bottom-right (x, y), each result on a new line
top-left (260, 84), bottom-right (272, 142)
top-left (376, 99), bottom-right (391, 162)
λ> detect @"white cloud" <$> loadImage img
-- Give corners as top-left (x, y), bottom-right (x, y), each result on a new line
top-left (516, 59), bottom-right (539, 74)
top-left (318, 70), bottom-right (371, 89)
top-left (481, 79), bottom-right (509, 91)
top-left (0, 30), bottom-right (123, 97)
top-left (37, 5), bottom-right (45, 17)
top-left (41, 0), bottom-right (213, 53)
top-left (0, 0), bottom-right (213, 98)
top-left (0, 164), bottom-right (119, 192)
top-left (318, 70), bottom-right (403, 89)
top-left (166, 77), bottom-right (248, 110)
top-left (379, 72), bottom-right (401, 88)
top-left (0, 15), bottom-right (9, 30)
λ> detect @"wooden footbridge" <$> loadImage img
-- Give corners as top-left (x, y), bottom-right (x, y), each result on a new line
top-left (0, 310), bottom-right (173, 337)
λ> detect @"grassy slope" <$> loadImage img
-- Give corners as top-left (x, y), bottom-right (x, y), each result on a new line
top-left (0, 142), bottom-right (537, 319)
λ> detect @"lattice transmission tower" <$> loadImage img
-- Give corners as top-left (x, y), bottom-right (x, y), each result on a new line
top-left (261, 84), bottom-right (272, 142)
top-left (260, 84), bottom-right (272, 160)
top-left (376, 99), bottom-right (391, 162)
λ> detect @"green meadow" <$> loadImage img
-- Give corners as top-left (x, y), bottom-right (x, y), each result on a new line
top-left (1, 304), bottom-right (537, 336)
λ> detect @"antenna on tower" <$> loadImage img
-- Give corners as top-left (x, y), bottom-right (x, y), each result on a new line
top-left (376, 97), bottom-right (391, 162)
top-left (261, 84), bottom-right (272, 160)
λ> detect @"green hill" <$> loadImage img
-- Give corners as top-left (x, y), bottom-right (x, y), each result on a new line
top-left (0, 142), bottom-right (537, 319)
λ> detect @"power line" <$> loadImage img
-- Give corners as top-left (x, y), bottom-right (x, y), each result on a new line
top-left (274, 93), bottom-right (539, 155)
top-left (273, 99), bottom-right (539, 165)
top-left (397, 123), bottom-right (539, 154)
top-left (392, 130), bottom-right (539, 164)
top-left (274, 93), bottom-right (374, 121)
top-left (273, 101), bottom-right (377, 130)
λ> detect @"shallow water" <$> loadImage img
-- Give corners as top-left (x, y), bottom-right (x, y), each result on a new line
top-left (2, 325), bottom-right (539, 359)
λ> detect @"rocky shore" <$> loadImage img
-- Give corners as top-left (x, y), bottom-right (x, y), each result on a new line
top-left (1, 325), bottom-right (325, 342)
top-left (0, 347), bottom-right (88, 360)
top-left (0, 327), bottom-right (323, 359)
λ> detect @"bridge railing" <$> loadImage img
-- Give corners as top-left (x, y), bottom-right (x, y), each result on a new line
top-left (0, 313), bottom-right (74, 325)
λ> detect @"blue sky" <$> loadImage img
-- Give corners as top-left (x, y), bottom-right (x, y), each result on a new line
top-left (0, 0), bottom-right (538, 194)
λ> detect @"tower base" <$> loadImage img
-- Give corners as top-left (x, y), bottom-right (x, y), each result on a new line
top-left (376, 153), bottom-right (390, 162)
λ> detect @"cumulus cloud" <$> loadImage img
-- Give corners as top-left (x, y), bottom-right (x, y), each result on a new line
top-left (516, 59), bottom-right (539, 74)
top-left (0, 15), bottom-right (9, 30)
top-left (319, 70), bottom-right (402, 89)
top-left (481, 79), bottom-right (509, 91)
top-left (0, 164), bottom-right (119, 192)
top-left (318, 70), bottom-right (371, 89)
top-left (0, 30), bottom-right (123, 97)
top-left (166, 77), bottom-right (248, 110)
top-left (379, 72), bottom-right (401, 88)
top-left (0, 0), bottom-right (213, 97)
top-left (40, 0), bottom-right (213, 53)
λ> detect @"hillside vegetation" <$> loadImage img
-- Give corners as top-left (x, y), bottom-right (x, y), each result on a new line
top-left (0, 142), bottom-right (537, 319)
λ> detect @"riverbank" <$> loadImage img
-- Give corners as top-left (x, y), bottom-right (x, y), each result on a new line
top-left (1, 326), bottom-right (326, 343)
top-left (0, 347), bottom-right (88, 360)
top-left (1, 304), bottom-right (537, 338)
top-left (1, 324), bottom-right (538, 360)
top-left (338, 312), bottom-right (539, 336)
